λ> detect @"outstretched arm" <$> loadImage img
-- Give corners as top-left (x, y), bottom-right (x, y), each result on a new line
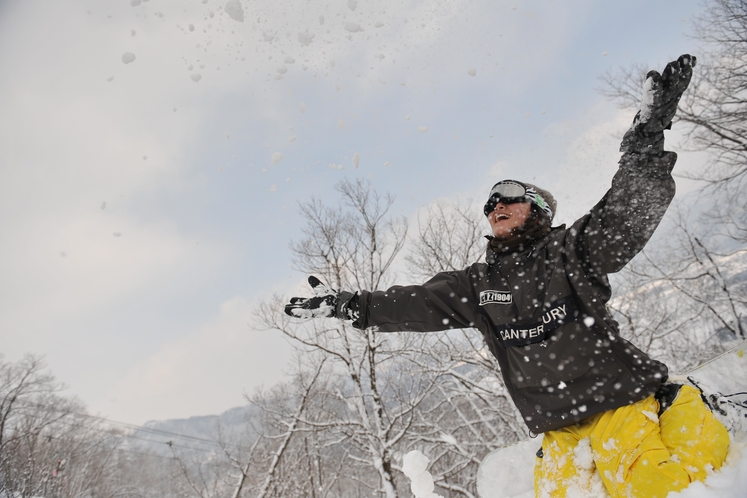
top-left (354, 268), bottom-right (480, 332)
top-left (285, 269), bottom-right (480, 334)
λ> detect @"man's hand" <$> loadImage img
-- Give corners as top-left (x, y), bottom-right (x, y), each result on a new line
top-left (285, 276), bottom-right (353, 319)
top-left (621, 54), bottom-right (696, 153)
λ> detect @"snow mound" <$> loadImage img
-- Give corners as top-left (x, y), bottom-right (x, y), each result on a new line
top-left (670, 442), bottom-right (747, 498)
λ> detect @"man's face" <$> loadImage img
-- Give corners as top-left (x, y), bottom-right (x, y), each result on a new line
top-left (487, 201), bottom-right (531, 238)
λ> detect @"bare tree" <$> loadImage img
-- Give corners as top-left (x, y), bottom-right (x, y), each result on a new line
top-left (290, 178), bottom-right (407, 291)
top-left (608, 206), bottom-right (747, 371)
top-left (399, 199), bottom-right (529, 496)
top-left (168, 440), bottom-right (233, 498)
top-left (405, 199), bottom-right (486, 282)
top-left (0, 355), bottom-right (59, 452)
top-left (258, 178), bottom-right (448, 498)
top-left (251, 359), bottom-right (326, 498)
top-left (0, 355), bottom-right (130, 498)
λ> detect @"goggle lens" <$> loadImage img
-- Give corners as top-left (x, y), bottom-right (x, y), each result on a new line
top-left (483, 181), bottom-right (529, 216)
top-left (483, 180), bottom-right (553, 218)
top-left (489, 182), bottom-right (526, 198)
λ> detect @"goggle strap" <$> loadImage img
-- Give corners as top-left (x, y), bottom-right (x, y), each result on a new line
top-left (525, 190), bottom-right (553, 218)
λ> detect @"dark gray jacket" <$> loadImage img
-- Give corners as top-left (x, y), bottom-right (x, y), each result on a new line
top-left (353, 151), bottom-right (677, 434)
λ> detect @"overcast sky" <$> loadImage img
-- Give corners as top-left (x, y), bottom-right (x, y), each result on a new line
top-left (0, 0), bottom-right (706, 425)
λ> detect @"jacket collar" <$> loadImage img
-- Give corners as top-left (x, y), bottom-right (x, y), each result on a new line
top-left (485, 224), bottom-right (566, 265)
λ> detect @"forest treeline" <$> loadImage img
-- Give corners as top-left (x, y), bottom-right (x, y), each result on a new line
top-left (2, 1), bottom-right (747, 496)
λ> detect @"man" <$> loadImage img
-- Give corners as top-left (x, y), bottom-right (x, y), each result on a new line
top-left (285, 55), bottom-right (729, 498)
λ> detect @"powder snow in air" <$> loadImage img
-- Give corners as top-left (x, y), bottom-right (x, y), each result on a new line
top-left (298, 31), bottom-right (315, 46)
top-left (337, 118), bottom-right (345, 130)
top-left (288, 136), bottom-right (296, 143)
top-left (189, 24), bottom-right (194, 32)
top-left (269, 184), bottom-right (277, 193)
top-left (638, 76), bottom-right (655, 124)
top-left (284, 56), bottom-right (295, 64)
top-left (131, 0), bottom-right (142, 5)
top-left (190, 74), bottom-right (202, 82)
top-left (418, 126), bottom-right (428, 133)
top-left (121, 52), bottom-right (136, 64)
top-left (403, 451), bottom-right (444, 498)
top-left (440, 433), bottom-right (458, 445)
top-left (224, 0), bottom-right (244, 22)
top-left (276, 65), bottom-right (287, 74)
top-left (344, 22), bottom-right (364, 33)
top-left (299, 103), bottom-right (307, 113)
top-left (347, 0), bottom-right (357, 11)
top-left (319, 15), bottom-right (325, 25)
top-left (468, 67), bottom-right (477, 76)
top-left (353, 152), bottom-right (360, 168)
top-left (403, 451), bottom-right (429, 477)
top-left (271, 152), bottom-right (283, 165)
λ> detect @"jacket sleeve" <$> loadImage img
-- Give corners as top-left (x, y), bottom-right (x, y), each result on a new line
top-left (353, 267), bottom-right (480, 332)
top-left (571, 150), bottom-right (677, 277)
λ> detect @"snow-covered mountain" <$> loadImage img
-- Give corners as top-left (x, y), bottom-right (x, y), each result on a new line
top-left (124, 404), bottom-right (260, 457)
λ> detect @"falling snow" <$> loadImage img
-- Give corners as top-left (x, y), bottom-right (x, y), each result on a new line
top-left (224, 0), bottom-right (244, 22)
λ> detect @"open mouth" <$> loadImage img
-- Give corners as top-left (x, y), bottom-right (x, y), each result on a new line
top-left (494, 213), bottom-right (511, 221)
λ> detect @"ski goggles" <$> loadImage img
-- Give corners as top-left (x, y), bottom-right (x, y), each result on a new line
top-left (483, 180), bottom-right (553, 218)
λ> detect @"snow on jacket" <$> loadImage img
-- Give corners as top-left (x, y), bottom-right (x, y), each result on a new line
top-left (353, 150), bottom-right (677, 434)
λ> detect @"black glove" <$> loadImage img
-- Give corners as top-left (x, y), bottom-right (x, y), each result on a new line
top-left (284, 276), bottom-right (356, 320)
top-left (620, 54), bottom-right (696, 153)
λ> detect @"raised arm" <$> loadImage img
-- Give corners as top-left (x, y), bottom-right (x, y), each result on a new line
top-left (572, 55), bottom-right (695, 277)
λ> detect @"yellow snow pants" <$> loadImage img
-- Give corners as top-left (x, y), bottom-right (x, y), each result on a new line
top-left (533, 385), bottom-right (729, 498)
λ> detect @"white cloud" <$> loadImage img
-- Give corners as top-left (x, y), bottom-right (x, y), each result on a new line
top-left (98, 295), bottom-right (292, 423)
top-left (1, 210), bottom-right (229, 328)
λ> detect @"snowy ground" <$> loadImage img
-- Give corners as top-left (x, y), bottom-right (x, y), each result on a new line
top-left (405, 442), bottom-right (747, 498)
top-left (669, 441), bottom-right (747, 498)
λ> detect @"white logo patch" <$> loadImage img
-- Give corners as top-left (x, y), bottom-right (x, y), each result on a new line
top-left (479, 290), bottom-right (513, 306)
